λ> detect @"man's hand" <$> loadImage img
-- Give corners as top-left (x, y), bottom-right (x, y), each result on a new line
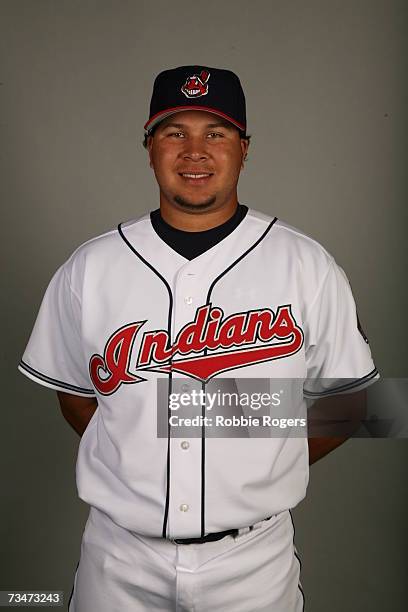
top-left (56, 391), bottom-right (98, 437)
top-left (307, 388), bottom-right (367, 465)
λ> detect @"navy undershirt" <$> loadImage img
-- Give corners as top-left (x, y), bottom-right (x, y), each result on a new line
top-left (150, 204), bottom-right (249, 260)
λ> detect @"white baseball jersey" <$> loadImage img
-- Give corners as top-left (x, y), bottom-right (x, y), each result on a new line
top-left (19, 208), bottom-right (379, 539)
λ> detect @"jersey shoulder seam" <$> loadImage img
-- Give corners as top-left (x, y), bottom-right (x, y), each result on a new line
top-left (67, 226), bottom-right (121, 257)
top-left (307, 258), bottom-right (336, 319)
top-left (273, 221), bottom-right (337, 313)
top-left (62, 264), bottom-right (82, 305)
top-left (62, 216), bottom-right (151, 302)
top-left (65, 214), bottom-right (149, 260)
top-left (274, 220), bottom-right (334, 259)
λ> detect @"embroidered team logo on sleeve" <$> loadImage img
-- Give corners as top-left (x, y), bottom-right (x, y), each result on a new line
top-left (89, 303), bottom-right (304, 395)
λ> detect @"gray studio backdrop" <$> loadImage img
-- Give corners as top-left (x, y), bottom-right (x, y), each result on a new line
top-left (1, 1), bottom-right (407, 611)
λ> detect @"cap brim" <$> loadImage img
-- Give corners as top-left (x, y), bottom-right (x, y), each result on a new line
top-left (144, 106), bottom-right (245, 133)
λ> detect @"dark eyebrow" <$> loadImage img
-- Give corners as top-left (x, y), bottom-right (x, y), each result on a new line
top-left (160, 123), bottom-right (186, 130)
top-left (206, 121), bottom-right (235, 130)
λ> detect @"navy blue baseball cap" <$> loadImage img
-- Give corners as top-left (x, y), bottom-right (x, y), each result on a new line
top-left (144, 65), bottom-right (247, 134)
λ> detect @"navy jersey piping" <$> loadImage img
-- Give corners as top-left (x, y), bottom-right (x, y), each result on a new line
top-left (67, 560), bottom-right (79, 610)
top-left (118, 222), bottom-right (173, 539)
top-left (303, 367), bottom-right (379, 398)
top-left (201, 216), bottom-right (278, 536)
top-left (19, 360), bottom-right (95, 395)
top-left (289, 510), bottom-right (306, 611)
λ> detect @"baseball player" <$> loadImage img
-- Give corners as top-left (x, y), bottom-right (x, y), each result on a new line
top-left (18, 65), bottom-right (379, 611)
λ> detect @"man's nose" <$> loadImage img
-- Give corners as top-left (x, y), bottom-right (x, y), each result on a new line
top-left (181, 137), bottom-right (209, 161)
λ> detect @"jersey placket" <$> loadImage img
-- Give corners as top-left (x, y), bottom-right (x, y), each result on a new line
top-left (167, 261), bottom-right (208, 539)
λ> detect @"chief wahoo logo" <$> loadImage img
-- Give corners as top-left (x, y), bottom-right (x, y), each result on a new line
top-left (181, 70), bottom-right (210, 98)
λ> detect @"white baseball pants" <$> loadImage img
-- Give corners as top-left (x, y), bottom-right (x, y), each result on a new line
top-left (68, 506), bottom-right (304, 611)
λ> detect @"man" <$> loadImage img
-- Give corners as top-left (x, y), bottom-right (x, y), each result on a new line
top-left (19, 65), bottom-right (379, 611)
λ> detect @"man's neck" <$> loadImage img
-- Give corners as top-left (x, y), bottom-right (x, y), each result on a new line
top-left (150, 204), bottom-right (249, 260)
top-left (159, 198), bottom-right (238, 231)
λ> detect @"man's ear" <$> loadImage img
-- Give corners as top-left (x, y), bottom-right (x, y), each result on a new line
top-left (147, 135), bottom-right (154, 168)
top-left (240, 139), bottom-right (250, 168)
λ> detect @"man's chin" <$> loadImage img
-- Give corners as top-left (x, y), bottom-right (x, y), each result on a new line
top-left (173, 195), bottom-right (217, 211)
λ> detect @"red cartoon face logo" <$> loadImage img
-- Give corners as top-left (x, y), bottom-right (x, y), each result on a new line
top-left (181, 70), bottom-right (210, 98)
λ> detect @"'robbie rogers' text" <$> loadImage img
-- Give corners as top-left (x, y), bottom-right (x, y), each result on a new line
top-left (168, 415), bottom-right (306, 428)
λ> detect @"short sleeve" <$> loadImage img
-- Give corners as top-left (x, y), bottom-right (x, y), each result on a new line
top-left (304, 260), bottom-right (379, 398)
top-left (18, 263), bottom-right (96, 397)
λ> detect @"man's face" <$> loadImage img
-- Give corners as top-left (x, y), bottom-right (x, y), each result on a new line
top-left (147, 110), bottom-right (249, 213)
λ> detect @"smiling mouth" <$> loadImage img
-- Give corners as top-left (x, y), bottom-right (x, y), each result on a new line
top-left (178, 172), bottom-right (213, 181)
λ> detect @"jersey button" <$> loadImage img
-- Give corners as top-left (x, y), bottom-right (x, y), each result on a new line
top-left (184, 296), bottom-right (193, 305)
top-left (179, 504), bottom-right (189, 512)
top-left (180, 441), bottom-right (190, 450)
